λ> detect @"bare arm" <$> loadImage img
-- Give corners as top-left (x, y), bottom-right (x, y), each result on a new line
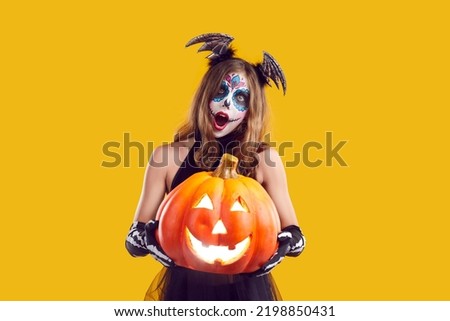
top-left (257, 147), bottom-right (299, 229)
top-left (125, 145), bottom-right (173, 260)
top-left (250, 148), bottom-right (305, 276)
top-left (133, 145), bottom-right (168, 223)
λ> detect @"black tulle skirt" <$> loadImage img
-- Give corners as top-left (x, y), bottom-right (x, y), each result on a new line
top-left (144, 267), bottom-right (282, 301)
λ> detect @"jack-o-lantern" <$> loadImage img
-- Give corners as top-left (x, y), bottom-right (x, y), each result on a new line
top-left (156, 153), bottom-right (281, 274)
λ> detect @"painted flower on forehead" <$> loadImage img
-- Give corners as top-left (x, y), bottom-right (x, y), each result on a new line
top-left (225, 74), bottom-right (246, 90)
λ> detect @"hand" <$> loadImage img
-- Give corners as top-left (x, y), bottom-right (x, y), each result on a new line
top-left (249, 225), bottom-right (305, 277)
top-left (145, 220), bottom-right (175, 268)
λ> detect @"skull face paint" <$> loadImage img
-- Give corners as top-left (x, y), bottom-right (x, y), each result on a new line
top-left (209, 72), bottom-right (250, 138)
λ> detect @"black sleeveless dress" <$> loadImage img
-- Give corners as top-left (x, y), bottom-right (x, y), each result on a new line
top-left (144, 132), bottom-right (282, 301)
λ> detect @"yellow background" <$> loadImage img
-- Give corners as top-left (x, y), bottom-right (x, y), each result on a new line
top-left (1, 1), bottom-right (449, 300)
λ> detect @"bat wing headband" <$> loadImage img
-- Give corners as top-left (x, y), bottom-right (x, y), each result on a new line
top-left (186, 33), bottom-right (287, 95)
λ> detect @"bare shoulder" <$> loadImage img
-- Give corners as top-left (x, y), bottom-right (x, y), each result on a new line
top-left (255, 147), bottom-right (286, 186)
top-left (150, 139), bottom-right (193, 167)
top-left (150, 138), bottom-right (194, 191)
top-left (169, 139), bottom-right (193, 149)
top-left (168, 138), bottom-right (194, 166)
top-left (257, 147), bottom-right (284, 172)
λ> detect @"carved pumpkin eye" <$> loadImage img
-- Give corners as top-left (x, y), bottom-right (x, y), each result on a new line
top-left (230, 197), bottom-right (248, 212)
top-left (194, 194), bottom-right (214, 210)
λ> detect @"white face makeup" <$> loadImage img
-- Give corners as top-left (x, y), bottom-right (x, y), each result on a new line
top-left (209, 72), bottom-right (250, 138)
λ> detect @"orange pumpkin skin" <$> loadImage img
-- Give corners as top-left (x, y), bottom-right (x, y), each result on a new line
top-left (156, 154), bottom-right (281, 274)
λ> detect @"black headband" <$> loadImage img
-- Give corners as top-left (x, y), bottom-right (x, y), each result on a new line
top-left (186, 33), bottom-right (287, 95)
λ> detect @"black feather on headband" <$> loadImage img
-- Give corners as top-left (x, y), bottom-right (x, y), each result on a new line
top-left (185, 33), bottom-right (287, 95)
top-left (254, 52), bottom-right (287, 95)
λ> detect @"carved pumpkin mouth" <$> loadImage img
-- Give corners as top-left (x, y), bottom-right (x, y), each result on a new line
top-left (186, 228), bottom-right (251, 265)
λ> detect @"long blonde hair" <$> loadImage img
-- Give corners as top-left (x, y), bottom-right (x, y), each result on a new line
top-left (175, 58), bottom-right (270, 177)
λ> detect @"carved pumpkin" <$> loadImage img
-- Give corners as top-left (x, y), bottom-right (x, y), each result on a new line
top-left (156, 153), bottom-right (281, 274)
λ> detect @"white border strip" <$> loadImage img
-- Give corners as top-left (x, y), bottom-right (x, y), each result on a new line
top-left (1, 301), bottom-right (450, 321)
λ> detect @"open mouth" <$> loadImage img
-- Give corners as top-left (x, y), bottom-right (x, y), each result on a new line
top-left (209, 109), bottom-right (240, 131)
top-left (186, 228), bottom-right (250, 265)
top-left (214, 112), bottom-right (229, 130)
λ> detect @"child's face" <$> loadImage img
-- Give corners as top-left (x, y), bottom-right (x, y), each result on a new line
top-left (209, 72), bottom-right (249, 138)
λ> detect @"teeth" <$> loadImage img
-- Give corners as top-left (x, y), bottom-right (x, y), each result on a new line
top-left (186, 228), bottom-right (250, 265)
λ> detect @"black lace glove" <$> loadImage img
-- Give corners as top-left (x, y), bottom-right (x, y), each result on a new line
top-left (250, 225), bottom-right (305, 277)
top-left (144, 220), bottom-right (175, 268)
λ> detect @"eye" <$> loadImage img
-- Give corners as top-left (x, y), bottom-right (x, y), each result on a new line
top-left (232, 89), bottom-right (249, 110)
top-left (230, 198), bottom-right (248, 212)
top-left (194, 194), bottom-right (214, 210)
top-left (217, 82), bottom-right (229, 96)
top-left (212, 82), bottom-right (230, 102)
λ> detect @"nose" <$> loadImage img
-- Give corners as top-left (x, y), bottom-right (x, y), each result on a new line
top-left (223, 99), bottom-right (230, 108)
top-left (212, 219), bottom-right (227, 235)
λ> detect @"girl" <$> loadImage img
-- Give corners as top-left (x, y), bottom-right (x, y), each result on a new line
top-left (126, 33), bottom-right (305, 300)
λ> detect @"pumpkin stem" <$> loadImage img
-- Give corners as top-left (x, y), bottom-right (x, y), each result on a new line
top-left (212, 153), bottom-right (239, 179)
